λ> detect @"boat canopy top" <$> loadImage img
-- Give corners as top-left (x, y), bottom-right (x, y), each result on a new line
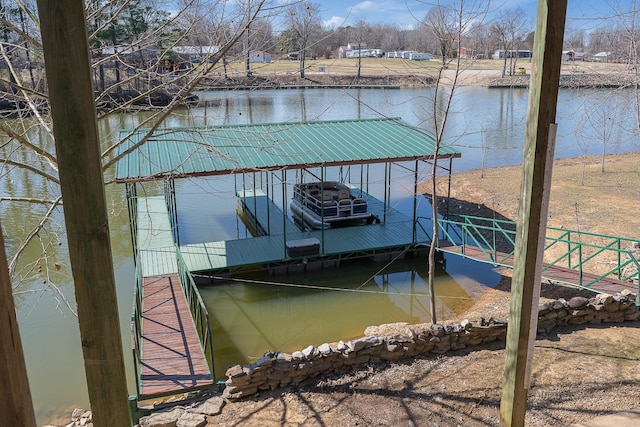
top-left (114, 117), bottom-right (461, 183)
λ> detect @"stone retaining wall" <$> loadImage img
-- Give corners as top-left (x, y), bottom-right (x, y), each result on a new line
top-left (488, 73), bottom-right (636, 88)
top-left (222, 290), bottom-right (638, 400)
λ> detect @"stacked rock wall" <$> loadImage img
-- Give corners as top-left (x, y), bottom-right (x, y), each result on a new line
top-left (223, 291), bottom-right (638, 400)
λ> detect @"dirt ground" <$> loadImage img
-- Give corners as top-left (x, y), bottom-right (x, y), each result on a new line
top-left (206, 153), bottom-right (640, 426)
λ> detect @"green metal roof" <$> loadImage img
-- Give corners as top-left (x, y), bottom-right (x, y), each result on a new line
top-left (114, 117), bottom-right (461, 182)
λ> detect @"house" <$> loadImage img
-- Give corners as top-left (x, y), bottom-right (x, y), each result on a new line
top-left (249, 50), bottom-right (271, 63)
top-left (562, 50), bottom-right (575, 61)
top-left (593, 52), bottom-right (612, 62)
top-left (173, 45), bottom-right (220, 61)
top-left (491, 50), bottom-right (532, 60)
top-left (338, 43), bottom-right (368, 58)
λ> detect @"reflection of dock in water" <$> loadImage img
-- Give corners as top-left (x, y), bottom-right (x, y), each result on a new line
top-left (374, 258), bottom-right (477, 319)
top-left (199, 255), bottom-right (477, 378)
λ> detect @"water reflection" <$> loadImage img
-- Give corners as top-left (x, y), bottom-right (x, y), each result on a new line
top-left (199, 254), bottom-right (500, 379)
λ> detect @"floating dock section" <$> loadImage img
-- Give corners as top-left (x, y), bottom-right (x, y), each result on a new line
top-left (177, 189), bottom-right (431, 275)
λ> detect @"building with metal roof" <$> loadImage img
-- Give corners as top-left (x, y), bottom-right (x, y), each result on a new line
top-left (114, 117), bottom-right (461, 182)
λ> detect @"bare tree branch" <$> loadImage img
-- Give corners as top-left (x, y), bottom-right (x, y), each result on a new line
top-left (8, 195), bottom-right (63, 277)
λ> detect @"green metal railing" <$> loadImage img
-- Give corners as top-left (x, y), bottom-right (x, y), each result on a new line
top-left (417, 215), bottom-right (517, 266)
top-left (126, 182), bottom-right (139, 264)
top-left (176, 249), bottom-right (216, 380)
top-left (164, 178), bottom-right (179, 245)
top-left (542, 227), bottom-right (640, 289)
top-left (130, 261), bottom-right (144, 395)
top-left (416, 214), bottom-right (640, 297)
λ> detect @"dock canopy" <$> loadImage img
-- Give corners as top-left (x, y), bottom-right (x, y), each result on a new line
top-left (114, 117), bottom-right (461, 182)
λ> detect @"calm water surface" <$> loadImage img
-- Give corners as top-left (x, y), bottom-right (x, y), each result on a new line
top-left (3, 87), bottom-right (638, 423)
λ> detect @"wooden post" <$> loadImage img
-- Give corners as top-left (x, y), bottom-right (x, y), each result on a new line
top-left (36, 1), bottom-right (130, 426)
top-left (499, 1), bottom-right (567, 426)
top-left (0, 223), bottom-right (36, 426)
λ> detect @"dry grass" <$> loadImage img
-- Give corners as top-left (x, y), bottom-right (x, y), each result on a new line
top-left (214, 57), bottom-right (633, 84)
top-left (423, 153), bottom-right (640, 280)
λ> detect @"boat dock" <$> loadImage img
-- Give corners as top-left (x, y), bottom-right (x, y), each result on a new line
top-left (116, 118), bottom-right (638, 406)
top-left (163, 189), bottom-right (431, 275)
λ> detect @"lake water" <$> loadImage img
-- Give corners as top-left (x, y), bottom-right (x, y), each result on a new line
top-left (3, 86), bottom-right (639, 424)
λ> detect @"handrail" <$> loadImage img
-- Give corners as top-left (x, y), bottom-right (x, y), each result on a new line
top-left (164, 178), bottom-right (179, 245)
top-left (130, 260), bottom-right (144, 395)
top-left (176, 249), bottom-right (216, 379)
top-left (417, 214), bottom-right (640, 298)
top-left (126, 182), bottom-right (139, 265)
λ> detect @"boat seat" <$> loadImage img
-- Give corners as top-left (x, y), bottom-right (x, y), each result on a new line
top-left (322, 190), bottom-right (334, 201)
top-left (337, 189), bottom-right (350, 200)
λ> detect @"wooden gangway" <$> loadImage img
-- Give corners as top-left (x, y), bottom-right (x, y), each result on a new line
top-left (137, 274), bottom-right (214, 398)
top-left (438, 241), bottom-right (634, 296)
top-left (132, 195), bottom-right (214, 398)
top-left (428, 215), bottom-right (640, 297)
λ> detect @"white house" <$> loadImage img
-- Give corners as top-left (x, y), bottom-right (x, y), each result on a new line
top-left (249, 50), bottom-right (271, 63)
top-left (338, 43), bottom-right (368, 58)
top-left (593, 52), bottom-right (612, 62)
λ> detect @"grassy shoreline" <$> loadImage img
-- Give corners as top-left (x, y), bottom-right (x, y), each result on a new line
top-left (422, 151), bottom-right (640, 240)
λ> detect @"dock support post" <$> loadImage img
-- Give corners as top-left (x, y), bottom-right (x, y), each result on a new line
top-left (38, 1), bottom-right (131, 425)
top-left (282, 170), bottom-right (287, 258)
top-left (412, 159), bottom-right (418, 243)
top-left (383, 163), bottom-right (389, 222)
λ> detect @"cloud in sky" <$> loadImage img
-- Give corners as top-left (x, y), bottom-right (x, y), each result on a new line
top-left (349, 1), bottom-right (375, 13)
top-left (324, 16), bottom-right (346, 29)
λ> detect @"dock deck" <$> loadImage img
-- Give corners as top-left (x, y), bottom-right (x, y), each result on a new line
top-left (137, 196), bottom-right (177, 276)
top-left (179, 189), bottom-right (430, 273)
top-left (138, 274), bottom-right (214, 398)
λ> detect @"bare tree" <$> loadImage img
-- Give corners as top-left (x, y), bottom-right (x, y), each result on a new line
top-left (490, 7), bottom-right (529, 76)
top-left (352, 20), bottom-right (370, 79)
top-left (598, 1), bottom-right (640, 129)
top-left (286, 1), bottom-right (321, 78)
top-left (420, 0), bottom-right (489, 324)
top-left (565, 27), bottom-right (587, 51)
top-left (423, 4), bottom-right (459, 68)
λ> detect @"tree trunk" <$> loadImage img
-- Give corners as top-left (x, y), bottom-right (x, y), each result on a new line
top-left (36, 1), bottom-right (131, 426)
top-left (502, 49), bottom-right (508, 77)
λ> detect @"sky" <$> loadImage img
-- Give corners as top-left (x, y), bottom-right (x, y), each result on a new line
top-left (313, 0), bottom-right (614, 30)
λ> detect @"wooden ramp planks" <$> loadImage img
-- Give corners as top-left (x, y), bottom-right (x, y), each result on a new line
top-left (139, 274), bottom-right (213, 398)
top-left (438, 240), bottom-right (634, 296)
